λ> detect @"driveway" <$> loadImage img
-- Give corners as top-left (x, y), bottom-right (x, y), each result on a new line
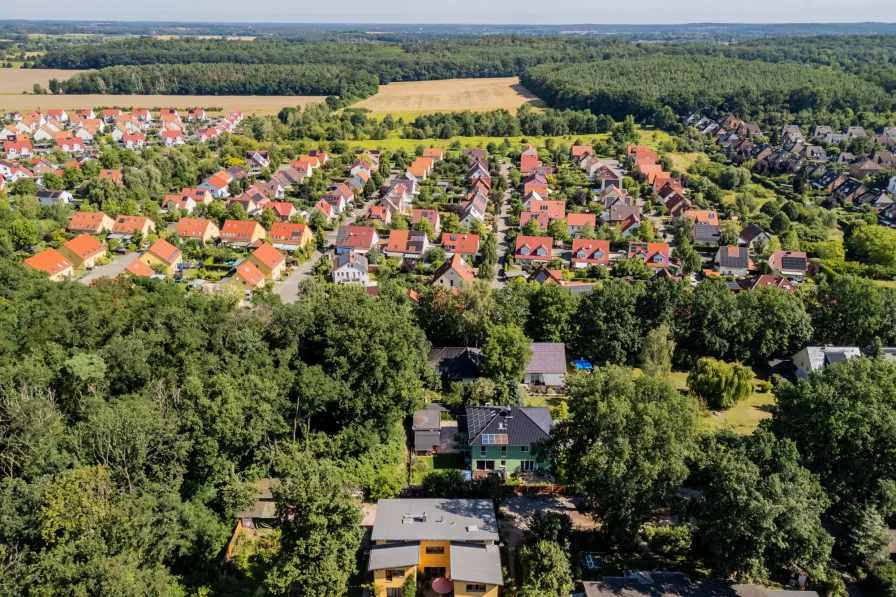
top-left (77, 254), bottom-right (133, 285)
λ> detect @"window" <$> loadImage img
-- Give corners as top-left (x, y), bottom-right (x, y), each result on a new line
top-left (480, 446), bottom-right (487, 458)
top-left (387, 589), bottom-right (402, 597)
top-left (501, 446), bottom-right (507, 457)
top-left (521, 446), bottom-right (530, 453)
top-left (500, 460), bottom-right (506, 469)
top-left (467, 584), bottom-right (487, 593)
top-left (521, 460), bottom-right (535, 472)
top-left (425, 546), bottom-right (445, 555)
top-left (385, 569), bottom-right (405, 582)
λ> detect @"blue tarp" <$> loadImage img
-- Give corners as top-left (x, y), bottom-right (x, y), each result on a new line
top-left (573, 359), bottom-right (593, 371)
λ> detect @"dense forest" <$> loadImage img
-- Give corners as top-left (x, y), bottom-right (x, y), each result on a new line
top-left (33, 34), bottom-right (896, 124)
top-left (59, 63), bottom-right (380, 98)
top-left (522, 55), bottom-right (896, 126)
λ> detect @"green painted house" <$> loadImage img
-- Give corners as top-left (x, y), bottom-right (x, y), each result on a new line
top-left (463, 406), bottom-right (552, 474)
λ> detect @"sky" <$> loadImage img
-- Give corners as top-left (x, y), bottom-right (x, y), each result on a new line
top-left (5, 0), bottom-right (896, 25)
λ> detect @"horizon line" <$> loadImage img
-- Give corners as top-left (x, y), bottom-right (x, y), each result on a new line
top-left (2, 19), bottom-right (896, 27)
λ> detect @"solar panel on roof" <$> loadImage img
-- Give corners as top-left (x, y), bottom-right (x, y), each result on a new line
top-left (481, 434), bottom-right (508, 445)
top-left (781, 257), bottom-right (806, 270)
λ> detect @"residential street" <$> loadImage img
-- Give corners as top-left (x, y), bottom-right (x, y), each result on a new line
top-left (490, 162), bottom-right (512, 289)
top-left (77, 254), bottom-right (132, 284)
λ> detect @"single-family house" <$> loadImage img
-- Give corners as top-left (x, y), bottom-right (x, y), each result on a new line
top-left (269, 222), bottom-right (313, 251)
top-left (331, 251), bottom-right (369, 285)
top-left (768, 250), bottom-right (808, 278)
top-left (247, 243), bottom-right (286, 280)
top-left (266, 201), bottom-right (297, 221)
top-left (110, 215), bottom-right (156, 240)
top-left (628, 242), bottom-right (671, 268)
top-left (567, 213), bottom-right (597, 236)
top-left (440, 233), bottom-right (480, 259)
top-left (687, 210), bottom-right (721, 245)
top-left (68, 211), bottom-right (115, 235)
top-left (176, 218), bottom-right (220, 243)
top-left (792, 346), bottom-right (861, 379)
top-left (335, 226), bottom-right (380, 255)
top-left (515, 236), bottom-right (552, 265)
top-left (142, 238), bottom-right (182, 275)
top-left (738, 224), bottom-right (772, 249)
top-left (99, 169), bottom-right (123, 185)
top-left (221, 220), bottom-right (266, 246)
top-left (412, 209), bottom-right (441, 233)
top-left (58, 234), bottom-right (106, 270)
top-left (524, 342), bottom-right (566, 386)
top-left (368, 499), bottom-right (502, 597)
top-left (465, 406), bottom-right (552, 474)
top-left (738, 275), bottom-right (796, 292)
top-left (715, 246), bottom-right (751, 277)
top-left (365, 205), bottom-right (393, 226)
top-left (571, 239), bottom-right (610, 268)
top-left (3, 139), bottom-right (33, 159)
top-left (429, 347), bottom-right (483, 383)
top-left (231, 261), bottom-right (267, 289)
top-left (200, 171), bottom-right (234, 199)
top-left (24, 248), bottom-right (73, 281)
top-left (36, 189), bottom-right (74, 206)
top-left (385, 230), bottom-right (429, 259)
top-left (432, 254), bottom-right (475, 289)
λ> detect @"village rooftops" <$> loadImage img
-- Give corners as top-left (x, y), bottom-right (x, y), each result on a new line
top-left (370, 498), bottom-right (499, 542)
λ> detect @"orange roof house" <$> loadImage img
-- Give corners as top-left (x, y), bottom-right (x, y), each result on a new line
top-left (99, 169), bottom-right (123, 184)
top-left (24, 248), bottom-right (73, 281)
top-left (122, 258), bottom-right (155, 278)
top-left (68, 211), bottom-right (115, 235)
top-left (515, 235), bottom-right (552, 264)
top-left (111, 215), bottom-right (155, 237)
top-left (176, 218), bottom-right (220, 243)
top-left (142, 238), bottom-right (183, 275)
top-left (628, 242), bottom-right (671, 268)
top-left (58, 234), bottom-right (106, 269)
top-left (571, 239), bottom-right (610, 268)
top-left (431, 254), bottom-right (475, 289)
top-left (247, 243), bottom-right (286, 280)
top-left (231, 261), bottom-right (266, 289)
top-left (440, 232), bottom-right (480, 258)
top-left (269, 222), bottom-right (313, 249)
top-left (220, 220), bottom-right (265, 245)
top-left (422, 147), bottom-right (444, 161)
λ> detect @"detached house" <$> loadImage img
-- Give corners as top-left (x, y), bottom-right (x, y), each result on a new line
top-left (440, 233), bottom-right (480, 260)
top-left (768, 250), bottom-right (808, 279)
top-left (231, 261), bottom-right (267, 290)
top-left (270, 222), bottom-right (313, 250)
top-left (68, 211), bottom-right (115, 235)
top-left (385, 230), bottom-right (429, 259)
top-left (524, 342), bottom-right (567, 386)
top-left (628, 242), bottom-right (671, 269)
top-left (24, 249), bottom-right (73, 281)
top-left (368, 499), bottom-right (503, 597)
top-left (331, 251), bottom-right (369, 286)
top-left (247, 243), bottom-right (286, 280)
top-left (432, 254), bottom-right (475, 289)
top-left (4, 139), bottom-right (33, 159)
top-left (515, 236), bottom-right (552, 265)
top-left (221, 220), bottom-right (265, 246)
top-left (58, 235), bottom-right (106, 270)
top-left (567, 213), bottom-right (597, 236)
top-left (176, 218), bottom-right (220, 243)
top-left (142, 239), bottom-right (183, 275)
top-left (200, 171), bottom-right (234, 199)
top-left (687, 210), bottom-right (721, 245)
top-left (464, 406), bottom-right (552, 474)
top-left (411, 209), bottom-right (441, 233)
top-left (792, 346), bottom-right (861, 379)
top-left (335, 225), bottom-right (380, 255)
top-left (571, 239), bottom-right (610, 268)
top-left (715, 246), bottom-right (751, 277)
top-left (110, 216), bottom-right (156, 240)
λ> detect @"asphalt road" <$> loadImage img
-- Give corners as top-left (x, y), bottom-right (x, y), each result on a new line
top-left (77, 253), bottom-right (134, 285)
top-left (490, 162), bottom-right (512, 289)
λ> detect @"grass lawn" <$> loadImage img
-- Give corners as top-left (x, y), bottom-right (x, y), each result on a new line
top-left (634, 368), bottom-right (775, 435)
top-left (874, 279), bottom-right (896, 288)
top-left (525, 394), bottom-right (567, 410)
top-left (410, 452), bottom-right (465, 485)
top-left (666, 152), bottom-right (700, 173)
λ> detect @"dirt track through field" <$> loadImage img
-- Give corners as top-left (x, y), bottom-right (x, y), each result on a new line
top-left (354, 77), bottom-right (545, 114)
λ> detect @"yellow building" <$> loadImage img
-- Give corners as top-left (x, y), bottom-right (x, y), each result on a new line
top-left (142, 238), bottom-right (183, 276)
top-left (58, 234), bottom-right (106, 269)
top-left (246, 243), bottom-right (286, 281)
top-left (24, 248), bottom-right (73, 281)
top-left (369, 499), bottom-right (502, 597)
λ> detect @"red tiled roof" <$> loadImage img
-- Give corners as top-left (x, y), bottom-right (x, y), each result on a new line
top-left (62, 234), bottom-right (105, 259)
top-left (235, 261), bottom-right (265, 286)
top-left (24, 248), bottom-right (71, 275)
top-left (251, 243), bottom-right (285, 269)
top-left (68, 211), bottom-right (109, 233)
top-left (439, 232), bottom-right (480, 255)
top-left (123, 258), bottom-right (154, 277)
top-left (177, 218), bottom-right (216, 238)
top-left (147, 238), bottom-right (182, 265)
top-left (270, 222), bottom-right (310, 243)
top-left (221, 220), bottom-right (263, 241)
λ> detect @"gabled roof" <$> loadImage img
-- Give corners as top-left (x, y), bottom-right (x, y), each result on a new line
top-left (177, 218), bottom-right (216, 238)
top-left (440, 232), bottom-right (480, 255)
top-left (69, 211), bottom-right (109, 232)
top-left (567, 213), bottom-right (597, 227)
top-left (333, 250), bottom-right (368, 272)
top-left (221, 219), bottom-right (263, 240)
top-left (123, 257), bottom-right (154, 277)
top-left (716, 246), bottom-right (749, 269)
top-left (739, 223), bottom-right (768, 243)
top-left (62, 234), bottom-right (105, 259)
top-left (525, 342), bottom-right (567, 374)
top-left (147, 238), bottom-right (182, 265)
top-left (251, 243), bottom-right (285, 269)
top-left (111, 215), bottom-right (152, 235)
top-left (465, 406), bottom-right (552, 447)
top-left (234, 261), bottom-right (266, 286)
top-left (335, 225), bottom-right (378, 249)
top-left (270, 222), bottom-right (310, 243)
top-left (24, 248), bottom-right (72, 275)
top-left (432, 253), bottom-right (475, 286)
top-left (769, 250), bottom-right (808, 273)
top-left (515, 235), bottom-right (552, 255)
top-left (411, 209), bottom-right (440, 228)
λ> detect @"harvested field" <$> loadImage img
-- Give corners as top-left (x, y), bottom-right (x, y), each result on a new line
top-left (0, 69), bottom-right (89, 93)
top-left (354, 77), bottom-right (544, 115)
top-left (0, 93), bottom-right (325, 116)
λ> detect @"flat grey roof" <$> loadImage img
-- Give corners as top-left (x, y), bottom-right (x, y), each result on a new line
top-left (368, 542), bottom-right (420, 571)
top-left (371, 499), bottom-right (499, 542)
top-left (449, 542), bottom-right (503, 586)
top-left (413, 409), bottom-right (440, 431)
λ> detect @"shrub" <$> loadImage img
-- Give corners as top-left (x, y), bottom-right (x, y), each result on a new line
top-left (687, 357), bottom-right (753, 409)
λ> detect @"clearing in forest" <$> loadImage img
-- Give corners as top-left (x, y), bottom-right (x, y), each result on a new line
top-left (354, 77), bottom-right (545, 116)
